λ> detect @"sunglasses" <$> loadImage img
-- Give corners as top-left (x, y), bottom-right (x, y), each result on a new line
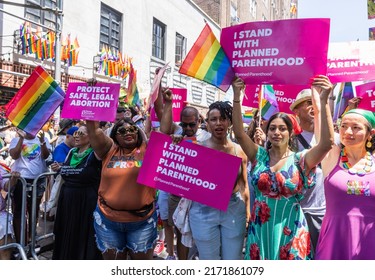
top-left (73, 130), bottom-right (87, 137)
top-left (116, 125), bottom-right (139, 136)
top-left (180, 122), bottom-right (197, 128)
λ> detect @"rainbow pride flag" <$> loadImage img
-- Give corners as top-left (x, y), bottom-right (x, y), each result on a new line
top-left (179, 24), bottom-right (234, 92)
top-left (333, 82), bottom-right (354, 122)
top-left (259, 85), bottom-right (279, 120)
top-left (6, 66), bottom-right (65, 136)
top-left (124, 63), bottom-right (140, 106)
top-left (242, 109), bottom-right (254, 124)
top-left (0, 162), bottom-right (10, 174)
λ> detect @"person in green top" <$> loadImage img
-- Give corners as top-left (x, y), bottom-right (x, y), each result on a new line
top-left (231, 75), bottom-right (335, 260)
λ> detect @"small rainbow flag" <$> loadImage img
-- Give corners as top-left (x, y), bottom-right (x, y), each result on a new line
top-left (259, 85), bottom-right (279, 120)
top-left (124, 63), bottom-right (140, 106)
top-left (179, 24), bottom-right (234, 92)
top-left (5, 66), bottom-right (65, 136)
top-left (0, 162), bottom-right (10, 174)
top-left (242, 109), bottom-right (254, 124)
top-left (333, 82), bottom-right (354, 122)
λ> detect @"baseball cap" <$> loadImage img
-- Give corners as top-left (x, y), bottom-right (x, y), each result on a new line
top-left (66, 126), bottom-right (79, 136)
top-left (289, 89), bottom-right (312, 111)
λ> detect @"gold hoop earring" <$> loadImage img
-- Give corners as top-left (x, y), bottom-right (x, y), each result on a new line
top-left (366, 141), bottom-right (372, 148)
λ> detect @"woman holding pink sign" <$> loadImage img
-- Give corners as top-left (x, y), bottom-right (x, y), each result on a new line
top-left (188, 101), bottom-right (250, 260)
top-left (86, 117), bottom-right (157, 260)
top-left (232, 75), bottom-right (334, 260)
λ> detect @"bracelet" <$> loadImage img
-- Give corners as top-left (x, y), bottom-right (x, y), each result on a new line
top-left (329, 96), bottom-right (336, 100)
top-left (233, 100), bottom-right (241, 103)
top-left (40, 141), bottom-right (46, 146)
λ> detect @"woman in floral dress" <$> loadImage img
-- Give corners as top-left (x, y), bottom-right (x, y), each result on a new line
top-left (231, 75), bottom-right (334, 260)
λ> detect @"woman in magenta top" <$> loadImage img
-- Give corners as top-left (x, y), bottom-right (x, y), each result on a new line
top-left (316, 109), bottom-right (375, 260)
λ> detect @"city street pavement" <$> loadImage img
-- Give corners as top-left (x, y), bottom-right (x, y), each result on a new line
top-left (34, 215), bottom-right (178, 260)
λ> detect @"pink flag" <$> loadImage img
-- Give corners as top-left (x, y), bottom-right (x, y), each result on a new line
top-left (146, 63), bottom-right (169, 111)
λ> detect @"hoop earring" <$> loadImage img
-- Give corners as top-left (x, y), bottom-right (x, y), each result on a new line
top-left (366, 141), bottom-right (372, 149)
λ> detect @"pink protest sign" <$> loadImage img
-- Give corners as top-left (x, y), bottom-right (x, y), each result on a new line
top-left (243, 84), bottom-right (308, 114)
top-left (355, 82), bottom-right (375, 111)
top-left (327, 41), bottom-right (375, 83)
top-left (137, 132), bottom-right (242, 211)
top-left (150, 88), bottom-right (187, 123)
top-left (61, 82), bottom-right (120, 121)
top-left (170, 88), bottom-right (187, 122)
top-left (220, 18), bottom-right (330, 85)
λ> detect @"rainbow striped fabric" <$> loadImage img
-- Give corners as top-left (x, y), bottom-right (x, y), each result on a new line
top-left (242, 109), bottom-right (254, 124)
top-left (259, 85), bottom-right (279, 120)
top-left (6, 66), bottom-right (65, 136)
top-left (179, 24), bottom-right (234, 92)
top-left (124, 63), bottom-right (140, 106)
top-left (333, 82), bottom-right (354, 122)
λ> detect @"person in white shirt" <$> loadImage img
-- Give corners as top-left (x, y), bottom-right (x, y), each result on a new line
top-left (9, 129), bottom-right (51, 243)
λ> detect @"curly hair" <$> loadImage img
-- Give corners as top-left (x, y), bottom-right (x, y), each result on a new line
top-left (110, 117), bottom-right (143, 148)
top-left (207, 101), bottom-right (233, 122)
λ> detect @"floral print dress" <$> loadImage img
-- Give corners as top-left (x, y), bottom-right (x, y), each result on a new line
top-left (245, 147), bottom-right (316, 260)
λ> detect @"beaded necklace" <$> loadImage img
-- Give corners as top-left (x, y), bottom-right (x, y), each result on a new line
top-left (340, 148), bottom-right (373, 176)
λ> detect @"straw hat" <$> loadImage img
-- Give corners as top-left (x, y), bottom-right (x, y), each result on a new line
top-left (289, 89), bottom-right (312, 111)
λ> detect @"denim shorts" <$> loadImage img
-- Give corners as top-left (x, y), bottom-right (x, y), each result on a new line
top-left (93, 206), bottom-right (157, 254)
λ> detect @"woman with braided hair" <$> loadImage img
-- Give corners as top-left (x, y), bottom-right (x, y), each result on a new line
top-left (188, 101), bottom-right (250, 260)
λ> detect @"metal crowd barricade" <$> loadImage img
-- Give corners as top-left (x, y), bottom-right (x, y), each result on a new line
top-left (29, 171), bottom-right (57, 260)
top-left (0, 174), bottom-right (27, 260)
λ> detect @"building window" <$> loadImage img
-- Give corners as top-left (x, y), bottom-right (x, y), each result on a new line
top-left (25, 0), bottom-right (57, 29)
top-left (100, 4), bottom-right (122, 52)
top-left (175, 33), bottom-right (186, 65)
top-left (250, 0), bottom-right (257, 18)
top-left (230, 3), bottom-right (239, 25)
top-left (152, 18), bottom-right (166, 61)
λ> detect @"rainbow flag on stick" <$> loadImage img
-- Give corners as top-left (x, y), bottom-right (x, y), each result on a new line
top-left (259, 85), bottom-right (279, 120)
top-left (179, 23), bottom-right (234, 92)
top-left (124, 63), bottom-right (140, 106)
top-left (333, 82), bottom-right (355, 122)
top-left (5, 66), bottom-right (65, 136)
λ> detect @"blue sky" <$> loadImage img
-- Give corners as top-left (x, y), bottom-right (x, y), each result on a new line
top-left (298, 0), bottom-right (374, 42)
